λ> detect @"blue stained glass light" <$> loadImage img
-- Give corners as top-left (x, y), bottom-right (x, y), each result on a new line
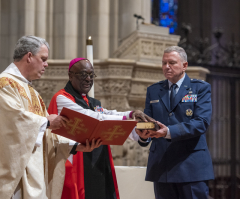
top-left (159, 0), bottom-right (178, 34)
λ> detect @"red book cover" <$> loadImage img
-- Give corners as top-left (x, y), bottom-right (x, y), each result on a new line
top-left (52, 107), bottom-right (137, 145)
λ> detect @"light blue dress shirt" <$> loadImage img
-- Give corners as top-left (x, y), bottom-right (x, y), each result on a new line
top-left (165, 73), bottom-right (186, 139)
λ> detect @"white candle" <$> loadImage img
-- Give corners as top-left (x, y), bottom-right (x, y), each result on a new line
top-left (86, 36), bottom-right (94, 98)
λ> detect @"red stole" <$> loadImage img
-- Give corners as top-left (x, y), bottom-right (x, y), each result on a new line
top-left (48, 89), bottom-right (120, 199)
top-left (81, 94), bottom-right (89, 106)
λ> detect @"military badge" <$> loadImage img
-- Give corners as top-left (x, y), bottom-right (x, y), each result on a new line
top-left (94, 105), bottom-right (104, 113)
top-left (182, 94), bottom-right (197, 102)
top-left (186, 109), bottom-right (193, 116)
top-left (150, 100), bottom-right (159, 103)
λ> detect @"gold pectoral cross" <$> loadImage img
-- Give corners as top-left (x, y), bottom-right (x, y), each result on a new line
top-left (101, 125), bottom-right (126, 141)
top-left (66, 118), bottom-right (88, 136)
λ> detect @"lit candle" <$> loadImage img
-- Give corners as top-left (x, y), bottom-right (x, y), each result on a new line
top-left (86, 36), bottom-right (94, 98)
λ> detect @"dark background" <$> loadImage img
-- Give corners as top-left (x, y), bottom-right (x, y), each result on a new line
top-left (152, 1), bottom-right (240, 198)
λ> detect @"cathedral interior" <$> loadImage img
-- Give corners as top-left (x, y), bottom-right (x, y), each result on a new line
top-left (0, 0), bottom-right (240, 198)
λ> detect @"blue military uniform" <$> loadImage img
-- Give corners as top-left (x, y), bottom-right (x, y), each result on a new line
top-left (139, 74), bottom-right (214, 198)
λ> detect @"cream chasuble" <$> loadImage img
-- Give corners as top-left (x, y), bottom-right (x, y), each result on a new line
top-left (0, 72), bottom-right (71, 199)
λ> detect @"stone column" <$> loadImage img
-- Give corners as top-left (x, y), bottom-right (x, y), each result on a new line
top-left (24, 0), bottom-right (35, 35)
top-left (87, 0), bottom-right (110, 59)
top-left (64, 0), bottom-right (78, 59)
top-left (53, 0), bottom-right (78, 59)
top-left (119, 0), bottom-right (151, 40)
top-left (46, 0), bottom-right (54, 58)
top-left (0, 0), bottom-right (31, 71)
top-left (109, 0), bottom-right (118, 57)
top-left (9, 0), bottom-right (19, 61)
top-left (1, 0), bottom-right (11, 71)
top-left (77, 0), bottom-right (87, 58)
top-left (52, 0), bottom-right (64, 58)
top-left (141, 0), bottom-right (151, 24)
top-left (35, 0), bottom-right (47, 39)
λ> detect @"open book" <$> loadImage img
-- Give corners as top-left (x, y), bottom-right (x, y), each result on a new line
top-left (52, 107), bottom-right (137, 145)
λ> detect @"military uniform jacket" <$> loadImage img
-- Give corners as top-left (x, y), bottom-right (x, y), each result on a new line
top-left (140, 74), bottom-right (214, 183)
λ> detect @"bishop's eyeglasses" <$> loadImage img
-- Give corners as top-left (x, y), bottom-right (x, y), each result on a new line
top-left (69, 71), bottom-right (97, 79)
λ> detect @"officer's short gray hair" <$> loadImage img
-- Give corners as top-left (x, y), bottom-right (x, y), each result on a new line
top-left (13, 35), bottom-right (50, 61)
top-left (164, 46), bottom-right (187, 62)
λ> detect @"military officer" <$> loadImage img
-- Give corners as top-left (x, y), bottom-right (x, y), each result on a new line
top-left (136, 46), bottom-right (214, 199)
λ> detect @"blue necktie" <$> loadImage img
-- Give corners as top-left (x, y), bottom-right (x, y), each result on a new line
top-left (170, 84), bottom-right (177, 110)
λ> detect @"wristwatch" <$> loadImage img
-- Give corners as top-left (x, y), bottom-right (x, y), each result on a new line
top-left (139, 137), bottom-right (148, 142)
top-left (70, 143), bottom-right (79, 155)
top-left (47, 120), bottom-right (50, 128)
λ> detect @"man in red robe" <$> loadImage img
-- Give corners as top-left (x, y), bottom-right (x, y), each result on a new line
top-left (48, 58), bottom-right (153, 199)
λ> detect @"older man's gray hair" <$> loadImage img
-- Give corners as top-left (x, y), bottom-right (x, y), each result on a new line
top-left (13, 35), bottom-right (50, 61)
top-left (164, 46), bottom-right (187, 62)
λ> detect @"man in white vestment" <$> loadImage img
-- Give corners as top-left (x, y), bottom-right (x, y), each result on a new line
top-left (0, 36), bottom-right (101, 199)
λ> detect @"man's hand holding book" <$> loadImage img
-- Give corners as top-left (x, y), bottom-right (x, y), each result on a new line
top-left (135, 120), bottom-right (168, 140)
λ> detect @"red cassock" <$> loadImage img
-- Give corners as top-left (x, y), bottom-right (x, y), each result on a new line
top-left (48, 89), bottom-right (120, 199)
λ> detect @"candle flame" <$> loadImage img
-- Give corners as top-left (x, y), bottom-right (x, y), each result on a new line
top-left (88, 36), bottom-right (91, 40)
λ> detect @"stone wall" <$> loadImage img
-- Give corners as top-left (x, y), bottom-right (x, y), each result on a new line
top-left (114, 24), bottom-right (180, 64)
top-left (0, 0), bottom-right (151, 72)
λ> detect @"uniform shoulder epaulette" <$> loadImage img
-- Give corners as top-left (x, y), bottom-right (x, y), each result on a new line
top-left (190, 78), bottom-right (207, 84)
top-left (148, 81), bottom-right (164, 88)
top-left (158, 80), bottom-right (165, 84)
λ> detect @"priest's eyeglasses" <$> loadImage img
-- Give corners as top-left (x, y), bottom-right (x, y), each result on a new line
top-left (69, 71), bottom-right (97, 79)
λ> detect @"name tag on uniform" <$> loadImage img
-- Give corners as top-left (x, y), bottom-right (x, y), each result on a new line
top-left (150, 100), bottom-right (159, 103)
top-left (94, 105), bottom-right (103, 113)
top-left (182, 94), bottom-right (197, 102)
